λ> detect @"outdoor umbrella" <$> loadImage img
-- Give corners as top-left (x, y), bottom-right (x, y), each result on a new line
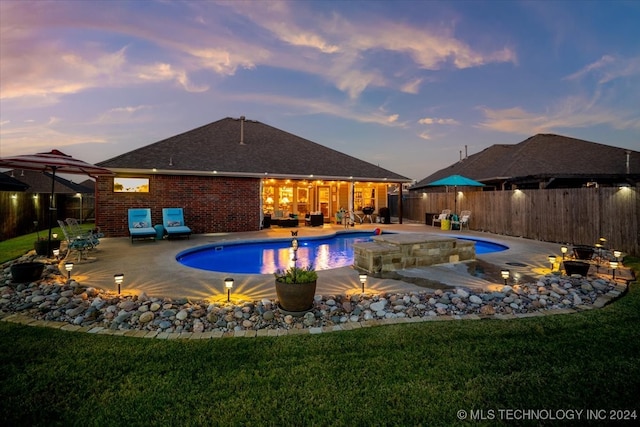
top-left (0, 149), bottom-right (114, 254)
top-left (425, 174), bottom-right (485, 215)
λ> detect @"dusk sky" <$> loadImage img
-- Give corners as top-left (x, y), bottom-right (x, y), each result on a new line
top-left (1, 0), bottom-right (639, 182)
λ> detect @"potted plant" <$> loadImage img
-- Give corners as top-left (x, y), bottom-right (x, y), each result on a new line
top-left (10, 261), bottom-right (45, 283)
top-left (572, 245), bottom-right (594, 260)
top-left (34, 238), bottom-right (61, 256)
top-left (32, 221), bottom-right (61, 256)
top-left (274, 265), bottom-right (318, 313)
top-left (563, 260), bottom-right (591, 276)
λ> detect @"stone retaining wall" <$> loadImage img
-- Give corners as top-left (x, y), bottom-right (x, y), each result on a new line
top-left (353, 234), bottom-right (475, 274)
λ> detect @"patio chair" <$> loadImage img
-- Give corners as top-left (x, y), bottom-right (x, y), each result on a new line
top-left (65, 218), bottom-right (100, 248)
top-left (432, 209), bottom-right (451, 227)
top-left (57, 220), bottom-right (93, 261)
top-left (162, 208), bottom-right (192, 239)
top-left (452, 210), bottom-right (471, 231)
top-left (128, 208), bottom-right (157, 243)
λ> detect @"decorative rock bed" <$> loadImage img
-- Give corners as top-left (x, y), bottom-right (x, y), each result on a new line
top-left (1, 252), bottom-right (630, 338)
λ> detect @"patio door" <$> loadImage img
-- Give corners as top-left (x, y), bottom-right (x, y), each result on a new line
top-left (318, 186), bottom-right (330, 218)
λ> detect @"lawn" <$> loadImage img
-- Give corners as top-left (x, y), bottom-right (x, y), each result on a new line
top-left (0, 223), bottom-right (94, 264)
top-left (0, 257), bottom-right (638, 426)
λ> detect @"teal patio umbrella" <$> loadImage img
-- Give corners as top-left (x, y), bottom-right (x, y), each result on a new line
top-left (426, 174), bottom-right (485, 214)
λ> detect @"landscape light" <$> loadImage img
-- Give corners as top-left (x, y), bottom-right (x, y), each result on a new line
top-left (548, 255), bottom-right (556, 272)
top-left (359, 273), bottom-right (367, 293)
top-left (610, 261), bottom-right (618, 281)
top-left (65, 262), bottom-right (74, 279)
top-left (114, 273), bottom-right (124, 294)
top-left (225, 277), bottom-right (234, 302)
top-left (560, 246), bottom-right (568, 260)
top-left (500, 269), bottom-right (510, 286)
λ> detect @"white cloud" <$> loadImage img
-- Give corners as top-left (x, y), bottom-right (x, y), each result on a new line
top-left (401, 78), bottom-right (422, 94)
top-left (0, 119), bottom-right (107, 156)
top-left (418, 117), bottom-right (459, 125)
top-left (477, 98), bottom-right (640, 135)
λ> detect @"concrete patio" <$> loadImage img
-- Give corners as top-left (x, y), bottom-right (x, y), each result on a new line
top-left (67, 220), bottom-right (588, 303)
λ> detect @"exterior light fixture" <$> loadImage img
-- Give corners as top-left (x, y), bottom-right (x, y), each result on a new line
top-left (548, 255), bottom-right (556, 272)
top-left (52, 233), bottom-right (58, 239)
top-left (610, 261), bottom-right (618, 281)
top-left (560, 246), bottom-right (568, 260)
top-left (225, 277), bottom-right (234, 302)
top-left (65, 262), bottom-right (74, 279)
top-left (500, 269), bottom-right (510, 286)
top-left (359, 273), bottom-right (367, 293)
top-left (613, 250), bottom-right (621, 261)
top-left (114, 273), bottom-right (124, 294)
top-left (52, 248), bottom-right (60, 259)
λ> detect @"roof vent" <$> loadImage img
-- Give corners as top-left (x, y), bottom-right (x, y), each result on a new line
top-left (240, 116), bottom-right (246, 145)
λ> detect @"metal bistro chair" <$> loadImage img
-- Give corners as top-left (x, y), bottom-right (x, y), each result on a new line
top-left (57, 220), bottom-right (93, 261)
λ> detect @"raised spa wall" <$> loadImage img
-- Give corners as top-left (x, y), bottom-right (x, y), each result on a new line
top-left (353, 233), bottom-right (476, 274)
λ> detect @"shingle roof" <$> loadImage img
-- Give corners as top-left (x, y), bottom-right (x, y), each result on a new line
top-left (97, 117), bottom-right (411, 182)
top-left (412, 134), bottom-right (640, 189)
top-left (0, 172), bottom-right (29, 191)
top-left (2, 170), bottom-right (95, 194)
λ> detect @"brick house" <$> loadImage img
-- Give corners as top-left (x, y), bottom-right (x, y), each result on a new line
top-left (411, 134), bottom-right (640, 192)
top-left (96, 117), bottom-right (411, 237)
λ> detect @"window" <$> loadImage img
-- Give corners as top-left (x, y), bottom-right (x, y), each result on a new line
top-left (354, 186), bottom-right (375, 211)
top-left (114, 177), bottom-right (149, 193)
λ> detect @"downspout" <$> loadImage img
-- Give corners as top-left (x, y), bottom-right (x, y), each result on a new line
top-left (398, 182), bottom-right (403, 224)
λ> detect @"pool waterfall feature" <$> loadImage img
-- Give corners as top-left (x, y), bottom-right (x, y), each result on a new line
top-left (353, 234), bottom-right (477, 275)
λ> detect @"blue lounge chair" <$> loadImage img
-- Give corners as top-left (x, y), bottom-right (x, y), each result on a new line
top-left (162, 208), bottom-right (192, 239)
top-left (128, 208), bottom-right (157, 243)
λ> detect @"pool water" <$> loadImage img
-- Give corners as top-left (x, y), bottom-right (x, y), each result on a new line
top-left (176, 232), bottom-right (508, 274)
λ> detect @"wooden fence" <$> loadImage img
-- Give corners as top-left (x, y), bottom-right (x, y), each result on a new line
top-left (0, 192), bottom-right (95, 241)
top-left (403, 186), bottom-right (639, 256)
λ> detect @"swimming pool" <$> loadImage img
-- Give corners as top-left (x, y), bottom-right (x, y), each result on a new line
top-left (176, 232), bottom-right (508, 274)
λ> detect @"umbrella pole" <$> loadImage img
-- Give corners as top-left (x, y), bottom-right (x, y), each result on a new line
top-left (454, 185), bottom-right (457, 216)
top-left (47, 166), bottom-right (57, 256)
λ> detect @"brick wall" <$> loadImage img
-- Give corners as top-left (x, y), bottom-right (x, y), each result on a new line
top-left (96, 174), bottom-right (261, 237)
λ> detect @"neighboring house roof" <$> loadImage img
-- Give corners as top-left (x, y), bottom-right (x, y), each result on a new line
top-left (97, 117), bottom-right (411, 182)
top-left (2, 170), bottom-right (95, 194)
top-left (0, 172), bottom-right (30, 191)
top-left (412, 134), bottom-right (640, 190)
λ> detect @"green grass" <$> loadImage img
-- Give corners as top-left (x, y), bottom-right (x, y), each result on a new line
top-left (0, 224), bottom-right (94, 264)
top-left (1, 259), bottom-right (638, 426)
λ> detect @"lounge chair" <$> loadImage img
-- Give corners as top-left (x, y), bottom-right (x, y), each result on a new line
top-left (432, 209), bottom-right (451, 227)
top-left (128, 208), bottom-right (157, 243)
top-left (57, 220), bottom-right (93, 261)
top-left (162, 208), bottom-right (192, 239)
top-left (452, 210), bottom-right (471, 231)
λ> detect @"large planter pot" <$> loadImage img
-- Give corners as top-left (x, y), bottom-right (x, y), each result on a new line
top-left (563, 261), bottom-right (590, 277)
top-left (34, 239), bottom-right (61, 256)
top-left (572, 245), bottom-right (594, 260)
top-left (10, 262), bottom-right (45, 283)
top-left (275, 280), bottom-right (317, 314)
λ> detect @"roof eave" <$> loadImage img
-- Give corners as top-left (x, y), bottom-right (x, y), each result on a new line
top-left (105, 168), bottom-right (412, 183)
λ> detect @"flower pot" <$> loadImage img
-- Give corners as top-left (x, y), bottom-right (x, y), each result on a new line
top-left (572, 245), bottom-right (594, 260)
top-left (563, 261), bottom-right (590, 277)
top-left (10, 262), bottom-right (45, 283)
top-left (34, 239), bottom-right (61, 256)
top-left (275, 279), bottom-right (317, 314)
